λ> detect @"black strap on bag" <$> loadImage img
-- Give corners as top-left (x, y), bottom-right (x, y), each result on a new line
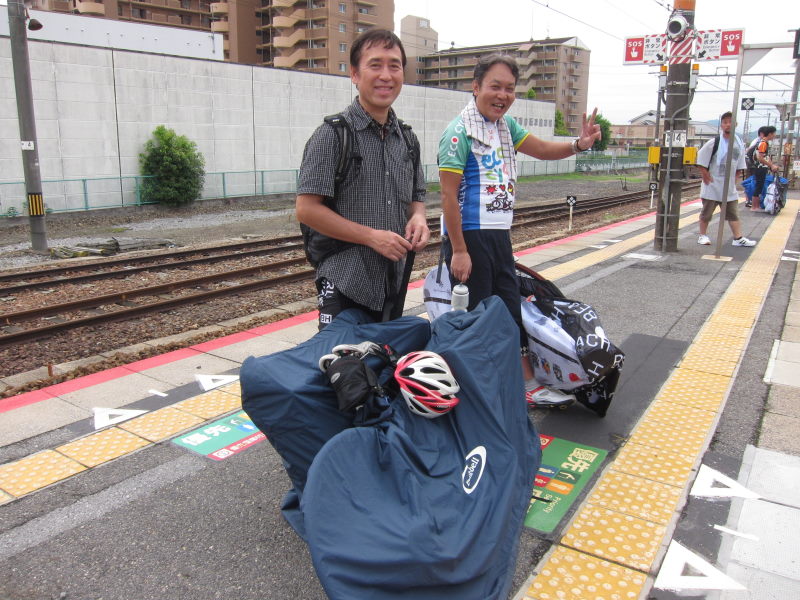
top-left (300, 113), bottom-right (421, 268)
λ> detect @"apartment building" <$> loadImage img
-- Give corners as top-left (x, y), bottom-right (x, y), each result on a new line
top-left (27, 0), bottom-right (393, 74)
top-left (399, 14), bottom-right (437, 85)
top-left (413, 36), bottom-right (590, 136)
top-left (611, 110), bottom-right (718, 148)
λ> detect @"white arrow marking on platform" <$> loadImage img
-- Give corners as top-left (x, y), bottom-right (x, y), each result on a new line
top-left (93, 407), bottom-right (148, 429)
top-left (196, 374), bottom-right (239, 391)
top-left (603, 239), bottom-right (623, 243)
top-left (713, 524), bottom-right (759, 541)
top-left (781, 257), bottom-right (800, 262)
top-left (654, 540), bottom-right (746, 591)
top-left (784, 249), bottom-right (800, 255)
top-left (589, 244), bottom-right (608, 249)
top-left (148, 389), bottom-right (168, 397)
top-left (622, 252), bottom-right (661, 261)
top-left (690, 464), bottom-right (761, 499)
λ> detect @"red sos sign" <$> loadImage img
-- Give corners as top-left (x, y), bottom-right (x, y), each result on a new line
top-left (720, 30), bottom-right (743, 56)
top-left (625, 37), bottom-right (645, 63)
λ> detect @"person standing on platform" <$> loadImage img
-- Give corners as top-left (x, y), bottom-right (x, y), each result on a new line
top-left (751, 125), bottom-right (778, 211)
top-left (437, 53), bottom-right (601, 407)
top-left (744, 126), bottom-right (766, 208)
top-left (296, 29), bottom-right (429, 329)
top-left (696, 111), bottom-right (756, 247)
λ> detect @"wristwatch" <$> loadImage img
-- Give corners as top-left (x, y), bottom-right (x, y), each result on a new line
top-left (572, 138), bottom-right (588, 153)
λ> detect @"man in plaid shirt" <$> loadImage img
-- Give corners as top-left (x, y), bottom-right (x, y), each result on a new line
top-left (296, 29), bottom-right (429, 328)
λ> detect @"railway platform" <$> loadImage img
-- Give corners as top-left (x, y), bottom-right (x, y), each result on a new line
top-left (1, 192), bottom-right (799, 600)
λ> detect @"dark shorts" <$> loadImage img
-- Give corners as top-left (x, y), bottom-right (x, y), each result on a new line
top-left (445, 229), bottom-right (527, 351)
top-left (699, 198), bottom-right (739, 222)
top-left (753, 167), bottom-right (769, 197)
top-left (316, 277), bottom-right (383, 330)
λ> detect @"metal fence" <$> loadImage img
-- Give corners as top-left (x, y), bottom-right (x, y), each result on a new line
top-left (0, 154), bottom-right (649, 218)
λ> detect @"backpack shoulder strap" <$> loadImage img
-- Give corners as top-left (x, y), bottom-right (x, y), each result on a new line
top-left (397, 118), bottom-right (421, 178)
top-left (323, 113), bottom-right (356, 187)
top-left (701, 135), bottom-right (720, 170)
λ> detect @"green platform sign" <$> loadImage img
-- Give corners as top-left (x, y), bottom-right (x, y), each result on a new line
top-left (173, 411), bottom-right (266, 460)
top-left (524, 435), bottom-right (607, 533)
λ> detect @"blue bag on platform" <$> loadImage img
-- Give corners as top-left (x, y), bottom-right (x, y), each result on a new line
top-left (741, 174), bottom-right (755, 199)
top-left (240, 310), bottom-right (431, 536)
top-left (301, 297), bottom-right (540, 600)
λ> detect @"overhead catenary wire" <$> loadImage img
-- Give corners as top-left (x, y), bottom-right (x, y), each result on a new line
top-left (527, 0), bottom-right (625, 41)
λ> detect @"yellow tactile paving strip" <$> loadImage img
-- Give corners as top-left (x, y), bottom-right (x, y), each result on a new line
top-left (56, 427), bottom-right (151, 468)
top-left (118, 407), bottom-right (204, 442)
top-left (172, 388), bottom-right (242, 420)
top-left (524, 199), bottom-right (799, 599)
top-left (0, 385), bottom-right (242, 500)
top-left (561, 505), bottom-right (667, 572)
top-left (528, 546), bottom-right (647, 600)
top-left (0, 450), bottom-right (86, 497)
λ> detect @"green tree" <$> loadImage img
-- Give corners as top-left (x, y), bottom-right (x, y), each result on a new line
top-left (592, 113), bottom-right (612, 152)
top-left (139, 125), bottom-right (205, 206)
top-left (526, 88), bottom-right (537, 99)
top-left (554, 109), bottom-right (570, 136)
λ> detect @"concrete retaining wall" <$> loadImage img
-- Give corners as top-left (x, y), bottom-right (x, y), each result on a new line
top-left (1, 36), bottom-right (566, 213)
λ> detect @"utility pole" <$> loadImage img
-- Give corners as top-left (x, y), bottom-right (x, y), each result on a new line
top-left (654, 0), bottom-right (695, 252)
top-left (8, 0), bottom-right (48, 252)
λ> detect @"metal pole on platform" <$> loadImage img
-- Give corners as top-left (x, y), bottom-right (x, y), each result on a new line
top-left (654, 0), bottom-right (695, 252)
top-left (8, 0), bottom-right (48, 252)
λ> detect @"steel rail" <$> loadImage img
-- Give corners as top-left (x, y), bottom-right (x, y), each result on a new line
top-left (0, 184), bottom-right (701, 347)
top-left (0, 269), bottom-right (314, 347)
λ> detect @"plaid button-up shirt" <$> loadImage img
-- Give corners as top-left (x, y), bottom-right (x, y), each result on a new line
top-left (297, 98), bottom-right (426, 311)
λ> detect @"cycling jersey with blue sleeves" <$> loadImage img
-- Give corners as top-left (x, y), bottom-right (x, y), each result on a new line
top-left (438, 115), bottom-right (529, 230)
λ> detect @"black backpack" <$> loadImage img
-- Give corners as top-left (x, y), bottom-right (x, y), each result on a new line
top-left (300, 113), bottom-right (420, 268)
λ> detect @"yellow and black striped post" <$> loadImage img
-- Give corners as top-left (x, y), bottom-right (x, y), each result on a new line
top-left (27, 192), bottom-right (45, 216)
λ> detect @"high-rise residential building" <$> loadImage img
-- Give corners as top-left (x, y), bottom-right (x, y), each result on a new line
top-left (412, 36), bottom-right (590, 136)
top-left (399, 14), bottom-right (437, 85)
top-left (27, 0), bottom-right (394, 74)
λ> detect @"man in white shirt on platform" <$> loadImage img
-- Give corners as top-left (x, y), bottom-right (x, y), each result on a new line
top-left (695, 111), bottom-right (756, 248)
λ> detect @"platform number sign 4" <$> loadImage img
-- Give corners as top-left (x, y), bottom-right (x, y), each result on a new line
top-left (566, 196), bottom-right (577, 206)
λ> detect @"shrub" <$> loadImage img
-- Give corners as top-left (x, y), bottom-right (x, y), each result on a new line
top-left (139, 125), bottom-right (205, 206)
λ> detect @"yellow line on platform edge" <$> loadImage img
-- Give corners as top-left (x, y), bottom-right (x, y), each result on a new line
top-left (524, 199), bottom-right (799, 600)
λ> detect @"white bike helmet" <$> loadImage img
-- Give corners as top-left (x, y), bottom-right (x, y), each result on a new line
top-left (394, 351), bottom-right (460, 419)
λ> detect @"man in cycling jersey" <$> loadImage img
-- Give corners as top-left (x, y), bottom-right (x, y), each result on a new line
top-left (438, 53), bottom-right (600, 407)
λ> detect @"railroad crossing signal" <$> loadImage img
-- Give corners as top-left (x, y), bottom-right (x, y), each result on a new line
top-left (741, 97), bottom-right (755, 111)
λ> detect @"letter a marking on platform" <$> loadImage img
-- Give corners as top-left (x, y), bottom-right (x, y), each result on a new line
top-left (654, 541), bottom-right (746, 591)
top-left (93, 407), bottom-right (148, 429)
top-left (690, 465), bottom-right (761, 499)
top-left (195, 374), bottom-right (239, 391)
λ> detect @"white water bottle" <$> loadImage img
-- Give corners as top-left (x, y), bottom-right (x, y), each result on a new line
top-left (451, 283), bottom-right (469, 312)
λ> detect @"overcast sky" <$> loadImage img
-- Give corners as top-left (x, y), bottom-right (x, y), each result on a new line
top-left (394, 0), bottom-right (799, 129)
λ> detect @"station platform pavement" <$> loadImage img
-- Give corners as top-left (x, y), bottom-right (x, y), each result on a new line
top-left (1, 192), bottom-right (799, 600)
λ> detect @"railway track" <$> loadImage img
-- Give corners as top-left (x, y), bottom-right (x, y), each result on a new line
top-left (0, 183), bottom-right (699, 348)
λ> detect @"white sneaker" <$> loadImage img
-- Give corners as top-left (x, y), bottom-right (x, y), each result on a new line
top-left (732, 237), bottom-right (756, 247)
top-left (697, 234), bottom-right (711, 245)
top-left (525, 385), bottom-right (575, 408)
